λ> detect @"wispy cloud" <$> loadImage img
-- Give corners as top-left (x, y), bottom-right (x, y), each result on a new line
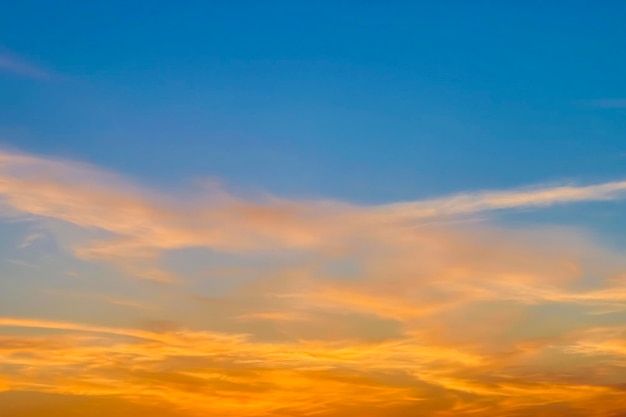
top-left (0, 51), bottom-right (52, 80)
top-left (585, 98), bottom-right (626, 109)
top-left (1, 148), bottom-right (626, 284)
top-left (2, 149), bottom-right (626, 416)
top-left (377, 180), bottom-right (626, 220)
top-left (1, 315), bottom-right (626, 416)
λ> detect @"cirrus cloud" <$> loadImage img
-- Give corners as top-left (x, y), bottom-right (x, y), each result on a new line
top-left (1, 149), bottom-right (626, 416)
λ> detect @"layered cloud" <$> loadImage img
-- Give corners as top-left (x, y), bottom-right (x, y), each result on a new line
top-left (1, 149), bottom-right (626, 416)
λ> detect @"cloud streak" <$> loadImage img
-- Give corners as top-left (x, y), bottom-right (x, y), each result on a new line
top-left (0, 52), bottom-right (51, 80)
top-left (2, 149), bottom-right (626, 277)
top-left (377, 180), bottom-right (626, 220)
top-left (1, 316), bottom-right (626, 417)
top-left (1, 149), bottom-right (626, 416)
top-left (586, 98), bottom-right (626, 109)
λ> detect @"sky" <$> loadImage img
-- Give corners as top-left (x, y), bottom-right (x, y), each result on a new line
top-left (1, 2), bottom-right (626, 416)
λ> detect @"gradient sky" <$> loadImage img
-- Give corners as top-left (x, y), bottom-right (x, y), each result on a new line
top-left (1, 2), bottom-right (626, 416)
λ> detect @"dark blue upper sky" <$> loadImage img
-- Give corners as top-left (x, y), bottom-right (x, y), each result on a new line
top-left (1, 1), bottom-right (625, 203)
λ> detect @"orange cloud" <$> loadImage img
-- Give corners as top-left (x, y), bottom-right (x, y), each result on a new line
top-left (2, 149), bottom-right (626, 416)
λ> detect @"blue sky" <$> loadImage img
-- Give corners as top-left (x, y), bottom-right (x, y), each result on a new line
top-left (2, 1), bottom-right (626, 203)
top-left (3, 3), bottom-right (626, 417)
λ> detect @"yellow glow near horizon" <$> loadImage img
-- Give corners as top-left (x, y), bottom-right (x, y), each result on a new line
top-left (1, 150), bottom-right (626, 416)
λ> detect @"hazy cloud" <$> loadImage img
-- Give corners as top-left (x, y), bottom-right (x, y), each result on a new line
top-left (1, 149), bottom-right (626, 416)
top-left (0, 51), bottom-right (51, 80)
top-left (377, 180), bottom-right (626, 220)
top-left (587, 98), bottom-right (626, 109)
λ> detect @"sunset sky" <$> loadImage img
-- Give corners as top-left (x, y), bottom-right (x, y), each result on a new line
top-left (2, 2), bottom-right (626, 416)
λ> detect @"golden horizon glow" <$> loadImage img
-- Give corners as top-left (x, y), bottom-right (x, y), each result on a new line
top-left (1, 150), bottom-right (626, 416)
